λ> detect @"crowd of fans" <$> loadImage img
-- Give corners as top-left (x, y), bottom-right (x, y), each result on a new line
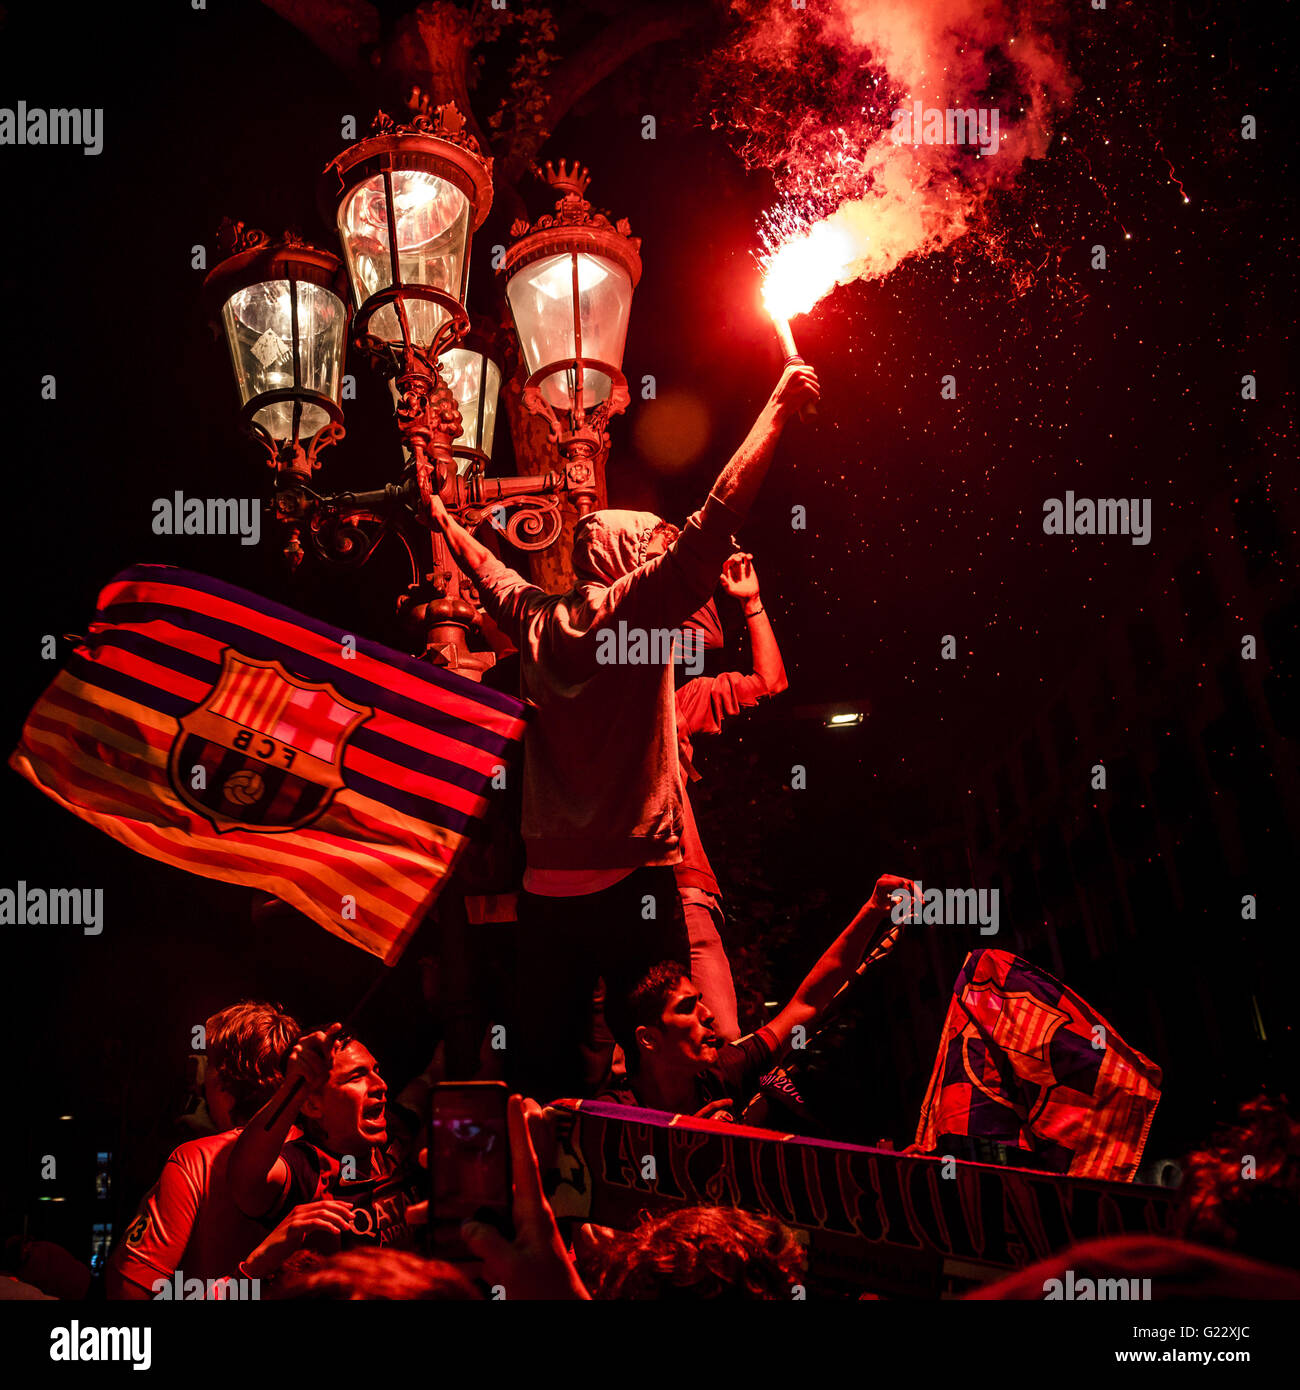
top-left (2, 995), bottom-right (1295, 1302)
top-left (5, 363), bottom-right (1295, 1302)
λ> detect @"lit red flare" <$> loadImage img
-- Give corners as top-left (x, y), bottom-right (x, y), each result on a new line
top-left (760, 219), bottom-right (856, 323)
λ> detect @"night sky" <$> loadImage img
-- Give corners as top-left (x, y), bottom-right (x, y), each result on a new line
top-left (0, 0), bottom-right (1293, 1246)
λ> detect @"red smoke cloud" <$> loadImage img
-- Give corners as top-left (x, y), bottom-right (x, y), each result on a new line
top-left (708, 0), bottom-right (1078, 315)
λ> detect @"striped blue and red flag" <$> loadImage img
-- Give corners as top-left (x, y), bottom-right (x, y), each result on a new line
top-left (10, 565), bottom-right (526, 962)
top-left (914, 949), bottom-right (1162, 1181)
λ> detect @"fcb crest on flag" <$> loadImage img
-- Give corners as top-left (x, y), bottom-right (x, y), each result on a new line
top-left (170, 652), bottom-right (369, 834)
top-left (10, 565), bottom-right (527, 963)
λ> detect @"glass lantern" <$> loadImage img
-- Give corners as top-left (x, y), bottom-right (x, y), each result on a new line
top-left (387, 339), bottom-right (500, 474)
top-left (337, 170), bottom-right (470, 346)
top-left (439, 340), bottom-right (501, 460)
top-left (506, 251), bottom-right (633, 411)
top-left (204, 232), bottom-right (347, 455)
top-left (321, 114), bottom-right (493, 358)
top-left (501, 163), bottom-right (641, 425)
top-left (221, 279), bottom-right (344, 441)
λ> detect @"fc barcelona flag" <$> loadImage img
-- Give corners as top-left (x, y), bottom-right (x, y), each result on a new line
top-left (914, 949), bottom-right (1162, 1182)
top-left (10, 565), bottom-right (527, 963)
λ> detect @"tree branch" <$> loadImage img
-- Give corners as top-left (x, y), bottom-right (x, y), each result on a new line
top-left (258, 0), bottom-right (382, 79)
top-left (502, 2), bottom-right (705, 182)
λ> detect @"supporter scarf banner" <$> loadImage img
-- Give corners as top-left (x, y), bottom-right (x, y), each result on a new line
top-left (10, 565), bottom-right (526, 963)
top-left (914, 949), bottom-right (1162, 1182)
top-left (547, 1100), bottom-right (1176, 1297)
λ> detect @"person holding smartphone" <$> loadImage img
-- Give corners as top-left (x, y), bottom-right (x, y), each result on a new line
top-left (408, 1092), bottom-right (590, 1300)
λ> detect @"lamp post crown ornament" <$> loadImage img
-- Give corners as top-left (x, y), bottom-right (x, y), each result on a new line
top-left (348, 99), bottom-right (492, 172)
top-left (507, 160), bottom-right (641, 254)
top-left (543, 157), bottom-right (590, 201)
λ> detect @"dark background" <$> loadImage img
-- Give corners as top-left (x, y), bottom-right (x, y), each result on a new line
top-left (0, 1), bottom-right (1294, 1262)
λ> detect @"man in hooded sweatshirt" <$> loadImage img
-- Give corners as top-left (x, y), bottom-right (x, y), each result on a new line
top-left (427, 362), bottom-right (820, 1097)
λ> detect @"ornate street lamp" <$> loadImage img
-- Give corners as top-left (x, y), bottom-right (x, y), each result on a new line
top-left (202, 222), bottom-right (348, 478)
top-left (206, 107), bottom-right (642, 674)
top-left (503, 160), bottom-right (642, 513)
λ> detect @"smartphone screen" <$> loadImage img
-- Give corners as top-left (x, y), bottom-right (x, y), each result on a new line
top-left (430, 1081), bottom-right (512, 1262)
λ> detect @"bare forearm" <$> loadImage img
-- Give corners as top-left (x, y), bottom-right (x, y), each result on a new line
top-left (768, 876), bottom-right (909, 1048)
top-left (425, 492), bottom-right (492, 573)
top-left (744, 604), bottom-right (787, 693)
top-left (793, 901), bottom-right (883, 1016)
top-left (229, 1083), bottom-right (297, 1212)
top-left (710, 400), bottom-right (788, 521)
top-left (436, 508), bottom-right (493, 574)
